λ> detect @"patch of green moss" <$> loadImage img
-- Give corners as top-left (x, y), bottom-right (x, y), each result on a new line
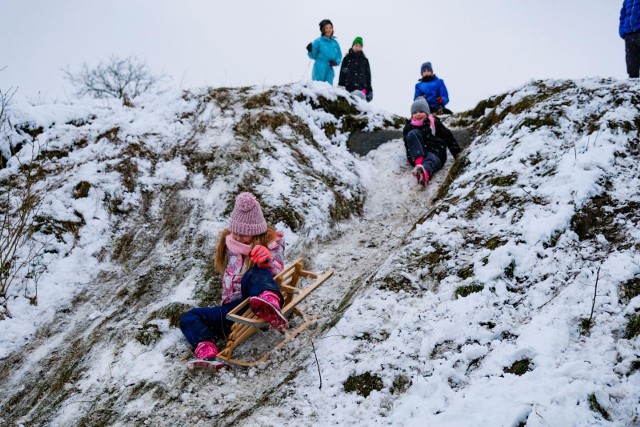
top-left (504, 358), bottom-right (531, 376)
top-left (354, 331), bottom-right (390, 343)
top-left (390, 374), bottom-right (411, 395)
top-left (620, 277), bottom-right (640, 302)
top-left (383, 115), bottom-right (406, 129)
top-left (608, 119), bottom-right (634, 132)
top-left (36, 149), bottom-right (69, 162)
top-left (343, 372), bottom-right (383, 398)
top-left (570, 194), bottom-right (623, 243)
top-left (625, 314), bottom-right (640, 339)
top-left (454, 283), bottom-right (484, 299)
top-left (485, 236), bottom-right (507, 250)
top-left (463, 81), bottom-right (576, 135)
top-left (341, 115), bottom-right (369, 134)
top-left (489, 173), bottom-right (517, 187)
top-left (314, 95), bottom-right (359, 118)
top-left (458, 94), bottom-right (508, 120)
top-left (329, 188), bottom-right (364, 223)
top-left (244, 90), bottom-right (273, 109)
top-left (504, 259), bottom-right (516, 279)
top-left (135, 323), bottom-right (161, 346)
top-left (378, 273), bottom-right (412, 293)
top-left (514, 114), bottom-right (558, 133)
top-left (579, 317), bottom-right (592, 336)
top-left (147, 302), bottom-right (192, 328)
top-left (434, 155), bottom-right (470, 202)
top-left (72, 181), bottom-right (91, 199)
top-left (543, 230), bottom-right (562, 249)
top-left (457, 265), bottom-right (474, 279)
top-left (112, 232), bottom-right (135, 264)
top-left (588, 393), bottom-right (611, 421)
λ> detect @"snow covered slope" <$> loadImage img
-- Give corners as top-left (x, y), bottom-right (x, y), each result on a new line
top-left (1, 78), bottom-right (639, 426)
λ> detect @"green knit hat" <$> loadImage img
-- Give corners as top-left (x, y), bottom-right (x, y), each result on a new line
top-left (352, 36), bottom-right (363, 47)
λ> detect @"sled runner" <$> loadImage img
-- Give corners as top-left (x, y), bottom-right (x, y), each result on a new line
top-left (215, 258), bottom-right (334, 367)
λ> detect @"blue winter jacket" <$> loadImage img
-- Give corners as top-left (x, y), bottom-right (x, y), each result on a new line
top-left (414, 75), bottom-right (449, 111)
top-left (620, 0), bottom-right (640, 37)
top-left (308, 35), bottom-right (342, 84)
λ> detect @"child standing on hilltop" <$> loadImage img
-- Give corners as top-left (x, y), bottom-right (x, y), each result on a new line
top-left (413, 61), bottom-right (450, 115)
top-left (338, 36), bottom-right (373, 102)
top-left (179, 192), bottom-right (287, 361)
top-left (403, 98), bottom-right (461, 188)
top-left (306, 19), bottom-right (342, 85)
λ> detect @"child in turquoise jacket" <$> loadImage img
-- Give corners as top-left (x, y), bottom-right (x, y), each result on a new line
top-left (306, 19), bottom-right (342, 84)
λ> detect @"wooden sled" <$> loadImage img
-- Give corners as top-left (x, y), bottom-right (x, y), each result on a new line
top-left (215, 258), bottom-right (334, 367)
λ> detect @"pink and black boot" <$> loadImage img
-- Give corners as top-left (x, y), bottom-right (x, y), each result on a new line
top-left (250, 290), bottom-right (287, 330)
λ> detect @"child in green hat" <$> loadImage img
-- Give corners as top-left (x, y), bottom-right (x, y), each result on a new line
top-left (338, 36), bottom-right (373, 102)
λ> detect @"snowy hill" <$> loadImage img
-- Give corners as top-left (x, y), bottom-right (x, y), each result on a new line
top-left (1, 78), bottom-right (639, 426)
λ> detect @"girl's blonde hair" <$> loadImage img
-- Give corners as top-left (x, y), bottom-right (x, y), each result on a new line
top-left (214, 225), bottom-right (279, 274)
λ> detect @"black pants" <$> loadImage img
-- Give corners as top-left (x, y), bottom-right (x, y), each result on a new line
top-left (404, 129), bottom-right (443, 177)
top-left (625, 30), bottom-right (640, 78)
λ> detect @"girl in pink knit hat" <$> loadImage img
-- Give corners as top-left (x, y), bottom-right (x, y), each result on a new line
top-left (179, 192), bottom-right (287, 361)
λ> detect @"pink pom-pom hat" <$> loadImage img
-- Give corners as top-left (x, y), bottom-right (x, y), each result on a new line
top-left (228, 192), bottom-right (268, 236)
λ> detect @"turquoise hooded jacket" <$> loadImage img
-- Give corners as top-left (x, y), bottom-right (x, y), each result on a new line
top-left (308, 35), bottom-right (342, 84)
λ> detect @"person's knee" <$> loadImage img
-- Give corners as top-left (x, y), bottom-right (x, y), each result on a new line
top-left (179, 310), bottom-right (195, 330)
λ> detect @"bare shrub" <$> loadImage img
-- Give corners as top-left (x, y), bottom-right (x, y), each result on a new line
top-left (63, 55), bottom-right (163, 103)
top-left (0, 85), bottom-right (48, 319)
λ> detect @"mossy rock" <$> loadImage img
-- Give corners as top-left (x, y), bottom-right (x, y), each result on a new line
top-left (504, 358), bottom-right (531, 376)
top-left (454, 283), bottom-right (484, 299)
top-left (343, 371), bottom-right (383, 398)
top-left (72, 181), bottom-right (91, 199)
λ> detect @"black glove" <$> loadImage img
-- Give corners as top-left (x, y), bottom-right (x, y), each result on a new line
top-left (329, 60), bottom-right (337, 67)
top-left (366, 90), bottom-right (373, 102)
top-left (306, 43), bottom-right (312, 53)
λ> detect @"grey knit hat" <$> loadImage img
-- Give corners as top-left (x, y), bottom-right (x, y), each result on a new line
top-left (410, 98), bottom-right (430, 115)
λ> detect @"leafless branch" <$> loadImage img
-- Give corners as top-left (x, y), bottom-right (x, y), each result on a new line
top-left (63, 55), bottom-right (163, 102)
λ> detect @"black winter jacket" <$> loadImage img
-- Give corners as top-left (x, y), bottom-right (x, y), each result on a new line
top-left (402, 117), bottom-right (461, 163)
top-left (338, 49), bottom-right (373, 98)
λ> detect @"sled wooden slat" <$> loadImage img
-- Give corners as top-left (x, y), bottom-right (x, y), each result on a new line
top-left (217, 258), bottom-right (333, 367)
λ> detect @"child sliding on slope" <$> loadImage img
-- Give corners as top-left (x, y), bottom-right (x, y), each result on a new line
top-left (179, 192), bottom-right (287, 361)
top-left (403, 98), bottom-right (461, 188)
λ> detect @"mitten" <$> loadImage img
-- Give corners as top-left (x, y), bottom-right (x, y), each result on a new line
top-left (365, 90), bottom-right (373, 102)
top-left (436, 97), bottom-right (444, 104)
top-left (250, 245), bottom-right (273, 268)
top-left (329, 60), bottom-right (337, 67)
top-left (306, 43), bottom-right (312, 53)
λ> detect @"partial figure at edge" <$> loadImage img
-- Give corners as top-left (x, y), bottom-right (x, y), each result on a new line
top-left (620, 0), bottom-right (640, 78)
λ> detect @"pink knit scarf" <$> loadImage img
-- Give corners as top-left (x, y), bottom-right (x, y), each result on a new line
top-left (225, 234), bottom-right (251, 256)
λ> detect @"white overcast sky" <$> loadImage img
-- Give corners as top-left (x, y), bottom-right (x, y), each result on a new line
top-left (0, 0), bottom-right (624, 116)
